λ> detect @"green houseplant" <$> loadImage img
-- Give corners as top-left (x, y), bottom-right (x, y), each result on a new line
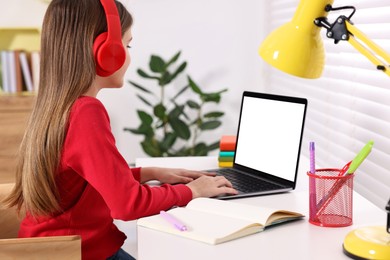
top-left (124, 51), bottom-right (227, 157)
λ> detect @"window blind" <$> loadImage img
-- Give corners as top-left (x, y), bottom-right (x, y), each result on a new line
top-left (261, 0), bottom-right (390, 209)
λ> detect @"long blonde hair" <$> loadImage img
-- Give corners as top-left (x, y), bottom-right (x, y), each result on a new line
top-left (4, 0), bottom-right (133, 217)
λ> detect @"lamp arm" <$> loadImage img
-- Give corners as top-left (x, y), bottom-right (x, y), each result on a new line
top-left (345, 20), bottom-right (390, 77)
top-left (315, 13), bottom-right (390, 77)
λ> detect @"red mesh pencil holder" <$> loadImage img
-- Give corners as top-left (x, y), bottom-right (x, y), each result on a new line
top-left (307, 168), bottom-right (354, 227)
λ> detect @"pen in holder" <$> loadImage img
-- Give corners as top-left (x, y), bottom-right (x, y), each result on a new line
top-left (307, 169), bottom-right (354, 227)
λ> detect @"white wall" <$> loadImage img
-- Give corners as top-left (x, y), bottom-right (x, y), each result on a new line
top-left (1, 0), bottom-right (267, 163)
top-left (0, 0), bottom-right (47, 27)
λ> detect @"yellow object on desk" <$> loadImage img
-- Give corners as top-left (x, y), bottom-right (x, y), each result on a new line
top-left (343, 226), bottom-right (390, 260)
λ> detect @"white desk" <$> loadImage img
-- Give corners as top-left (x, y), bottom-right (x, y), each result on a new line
top-left (116, 156), bottom-right (386, 260)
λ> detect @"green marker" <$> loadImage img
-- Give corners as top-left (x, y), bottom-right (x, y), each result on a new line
top-left (346, 140), bottom-right (374, 175)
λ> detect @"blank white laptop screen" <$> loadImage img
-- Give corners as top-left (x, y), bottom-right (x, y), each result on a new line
top-left (234, 96), bottom-right (306, 182)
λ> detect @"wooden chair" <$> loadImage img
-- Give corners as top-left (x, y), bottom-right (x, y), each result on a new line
top-left (0, 183), bottom-right (82, 260)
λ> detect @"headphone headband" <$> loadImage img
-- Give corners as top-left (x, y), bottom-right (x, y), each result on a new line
top-left (99, 0), bottom-right (122, 43)
top-left (93, 0), bottom-right (126, 77)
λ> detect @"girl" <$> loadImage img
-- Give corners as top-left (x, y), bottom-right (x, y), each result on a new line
top-left (4, 0), bottom-right (237, 259)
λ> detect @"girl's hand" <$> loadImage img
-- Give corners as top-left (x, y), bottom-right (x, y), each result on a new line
top-left (140, 167), bottom-right (215, 184)
top-left (186, 175), bottom-right (238, 198)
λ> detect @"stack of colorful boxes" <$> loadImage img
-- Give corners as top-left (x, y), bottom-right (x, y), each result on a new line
top-left (218, 135), bottom-right (236, 168)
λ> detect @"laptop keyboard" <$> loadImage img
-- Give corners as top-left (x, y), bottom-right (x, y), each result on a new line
top-left (213, 168), bottom-right (284, 193)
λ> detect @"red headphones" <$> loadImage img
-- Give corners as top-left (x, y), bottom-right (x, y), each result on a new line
top-left (93, 0), bottom-right (126, 77)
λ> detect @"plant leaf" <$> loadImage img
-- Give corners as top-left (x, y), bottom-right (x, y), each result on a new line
top-left (171, 146), bottom-right (189, 157)
top-left (187, 76), bottom-right (202, 95)
top-left (160, 132), bottom-right (177, 151)
top-left (189, 118), bottom-right (201, 126)
top-left (156, 121), bottom-right (165, 129)
top-left (123, 127), bottom-right (142, 135)
top-left (171, 101), bottom-right (190, 121)
top-left (136, 94), bottom-right (153, 107)
top-left (207, 141), bottom-right (220, 151)
top-left (216, 88), bottom-right (228, 94)
top-left (203, 89), bottom-right (228, 103)
top-left (166, 62), bottom-right (187, 84)
top-left (193, 142), bottom-right (208, 156)
top-left (150, 55), bottom-right (166, 73)
top-left (137, 110), bottom-right (153, 125)
top-left (128, 80), bottom-right (153, 94)
top-left (168, 105), bottom-right (185, 119)
top-left (140, 124), bottom-right (154, 138)
top-left (199, 120), bottom-right (221, 130)
top-left (137, 69), bottom-right (160, 80)
top-left (159, 71), bottom-right (172, 86)
top-left (187, 100), bottom-right (200, 109)
top-left (170, 101), bottom-right (190, 120)
top-left (123, 122), bottom-right (154, 137)
top-left (202, 93), bottom-right (221, 103)
top-left (153, 103), bottom-right (166, 120)
top-left (169, 118), bottom-right (191, 140)
top-left (171, 85), bottom-right (189, 101)
top-left (204, 111), bottom-right (224, 118)
top-left (141, 138), bottom-right (162, 157)
top-left (164, 51), bottom-right (181, 69)
top-left (181, 110), bottom-right (190, 121)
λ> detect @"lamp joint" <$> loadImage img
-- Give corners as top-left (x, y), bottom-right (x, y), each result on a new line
top-left (326, 15), bottom-right (350, 44)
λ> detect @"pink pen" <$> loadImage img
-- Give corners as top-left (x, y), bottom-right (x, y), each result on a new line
top-left (160, 211), bottom-right (187, 231)
top-left (309, 142), bottom-right (317, 214)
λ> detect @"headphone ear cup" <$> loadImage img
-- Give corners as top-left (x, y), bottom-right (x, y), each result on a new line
top-left (93, 32), bottom-right (110, 76)
top-left (93, 32), bottom-right (126, 77)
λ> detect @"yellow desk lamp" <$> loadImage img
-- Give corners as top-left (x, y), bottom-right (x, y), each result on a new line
top-left (258, 0), bottom-right (390, 259)
top-left (258, 0), bottom-right (390, 79)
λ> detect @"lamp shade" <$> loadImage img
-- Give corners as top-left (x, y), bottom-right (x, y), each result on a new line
top-left (259, 0), bottom-right (334, 79)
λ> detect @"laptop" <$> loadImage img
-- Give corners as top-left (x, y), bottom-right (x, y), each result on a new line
top-left (209, 91), bottom-right (307, 199)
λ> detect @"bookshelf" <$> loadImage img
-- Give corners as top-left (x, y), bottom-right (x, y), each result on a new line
top-left (0, 28), bottom-right (39, 183)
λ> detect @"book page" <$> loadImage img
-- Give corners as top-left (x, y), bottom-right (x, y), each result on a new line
top-left (137, 207), bottom-right (263, 245)
top-left (187, 198), bottom-right (303, 226)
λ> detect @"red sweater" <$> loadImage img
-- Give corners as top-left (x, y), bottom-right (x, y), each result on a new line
top-left (18, 96), bottom-right (193, 259)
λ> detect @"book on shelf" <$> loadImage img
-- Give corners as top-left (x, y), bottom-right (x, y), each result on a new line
top-left (20, 51), bottom-right (34, 92)
top-left (31, 51), bottom-right (40, 91)
top-left (14, 50), bottom-right (23, 93)
top-left (219, 135), bottom-right (236, 151)
top-left (7, 51), bottom-right (17, 93)
top-left (0, 51), bottom-right (6, 92)
top-left (137, 198), bottom-right (304, 245)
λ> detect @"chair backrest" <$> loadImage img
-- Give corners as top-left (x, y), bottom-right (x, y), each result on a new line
top-left (0, 183), bottom-right (20, 239)
top-left (0, 183), bottom-right (82, 259)
top-left (0, 235), bottom-right (82, 260)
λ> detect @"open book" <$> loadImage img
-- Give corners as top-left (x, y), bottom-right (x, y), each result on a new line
top-left (137, 198), bottom-right (304, 245)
